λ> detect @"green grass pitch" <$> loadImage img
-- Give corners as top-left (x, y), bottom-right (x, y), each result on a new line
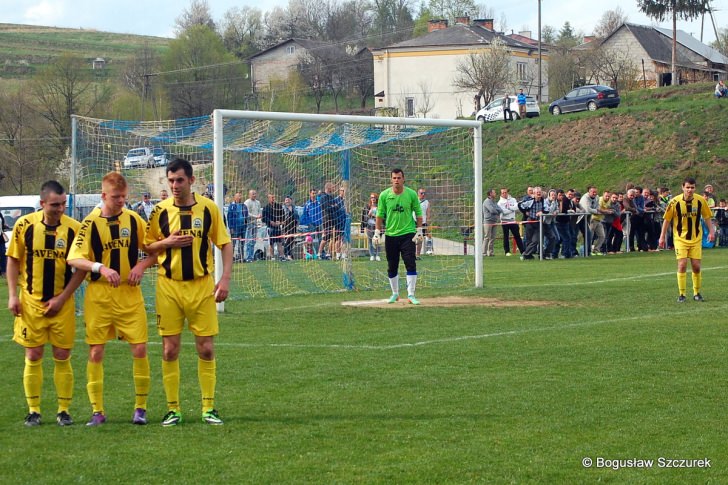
top-left (0, 250), bottom-right (727, 483)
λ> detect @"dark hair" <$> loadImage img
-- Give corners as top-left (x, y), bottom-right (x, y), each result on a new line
top-left (391, 168), bottom-right (404, 177)
top-left (167, 158), bottom-right (193, 177)
top-left (40, 180), bottom-right (65, 201)
top-left (683, 177), bottom-right (697, 186)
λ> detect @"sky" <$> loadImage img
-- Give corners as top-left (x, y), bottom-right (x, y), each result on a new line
top-left (0, 0), bottom-right (725, 45)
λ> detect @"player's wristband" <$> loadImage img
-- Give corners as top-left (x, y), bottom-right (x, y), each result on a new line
top-left (91, 262), bottom-right (103, 274)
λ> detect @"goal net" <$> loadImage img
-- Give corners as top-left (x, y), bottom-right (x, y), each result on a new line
top-left (71, 112), bottom-right (482, 301)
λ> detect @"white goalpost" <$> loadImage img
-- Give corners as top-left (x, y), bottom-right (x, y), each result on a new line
top-left (71, 111), bottom-right (483, 307)
top-left (211, 109), bottom-right (484, 295)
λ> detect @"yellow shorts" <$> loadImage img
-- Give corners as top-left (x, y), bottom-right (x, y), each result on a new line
top-left (13, 293), bottom-right (76, 349)
top-left (84, 282), bottom-right (148, 345)
top-left (155, 275), bottom-right (218, 337)
top-left (675, 243), bottom-right (702, 261)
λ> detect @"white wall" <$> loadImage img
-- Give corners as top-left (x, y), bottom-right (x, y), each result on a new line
top-left (374, 48), bottom-right (548, 119)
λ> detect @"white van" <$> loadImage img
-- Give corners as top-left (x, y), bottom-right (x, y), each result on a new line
top-left (0, 195), bottom-right (42, 240)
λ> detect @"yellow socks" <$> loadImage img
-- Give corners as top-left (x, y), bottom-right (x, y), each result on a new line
top-left (53, 357), bottom-right (73, 413)
top-left (692, 271), bottom-right (702, 296)
top-left (86, 361), bottom-right (104, 414)
top-left (162, 359), bottom-right (180, 411)
top-left (198, 358), bottom-right (216, 413)
top-left (23, 358), bottom-right (43, 414)
top-left (677, 272), bottom-right (687, 296)
top-left (133, 356), bottom-right (150, 410)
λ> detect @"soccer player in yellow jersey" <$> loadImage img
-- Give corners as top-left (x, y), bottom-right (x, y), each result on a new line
top-left (659, 177), bottom-right (715, 303)
top-left (67, 172), bottom-right (158, 426)
top-left (6, 181), bottom-right (87, 427)
top-left (145, 158), bottom-right (232, 426)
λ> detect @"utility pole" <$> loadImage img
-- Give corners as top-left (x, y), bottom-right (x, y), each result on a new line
top-left (537, 0), bottom-right (542, 103)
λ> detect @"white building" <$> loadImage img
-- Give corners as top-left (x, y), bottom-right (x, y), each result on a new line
top-left (372, 18), bottom-right (549, 119)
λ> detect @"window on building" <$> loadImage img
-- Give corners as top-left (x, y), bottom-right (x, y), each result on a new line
top-left (405, 97), bottom-right (415, 117)
top-left (286, 45), bottom-right (296, 55)
top-left (516, 62), bottom-right (527, 81)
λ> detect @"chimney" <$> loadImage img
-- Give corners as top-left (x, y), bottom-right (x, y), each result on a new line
top-left (473, 18), bottom-right (494, 31)
top-left (455, 16), bottom-right (470, 26)
top-left (428, 19), bottom-right (449, 32)
top-left (519, 31), bottom-right (532, 40)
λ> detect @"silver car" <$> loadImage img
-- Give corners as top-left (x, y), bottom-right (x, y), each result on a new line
top-left (476, 95), bottom-right (540, 122)
top-left (123, 148), bottom-right (155, 169)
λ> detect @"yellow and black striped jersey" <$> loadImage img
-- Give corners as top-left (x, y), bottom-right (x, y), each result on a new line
top-left (145, 193), bottom-right (231, 281)
top-left (663, 193), bottom-right (713, 246)
top-left (67, 207), bottom-right (146, 283)
top-left (6, 211), bottom-right (80, 302)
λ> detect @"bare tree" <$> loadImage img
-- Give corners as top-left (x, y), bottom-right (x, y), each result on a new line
top-left (416, 80), bottom-right (435, 117)
top-left (351, 48), bottom-right (374, 108)
top-left (583, 45), bottom-right (639, 91)
top-left (428, 0), bottom-right (477, 20)
top-left (120, 44), bottom-right (161, 120)
top-left (593, 7), bottom-right (628, 39)
top-left (542, 25), bottom-right (557, 44)
top-left (547, 48), bottom-right (582, 99)
top-left (325, 0), bottom-right (373, 42)
top-left (298, 50), bottom-right (333, 113)
top-left (31, 53), bottom-right (112, 154)
top-left (175, 0), bottom-right (216, 35)
top-left (121, 44), bottom-right (161, 97)
top-left (711, 27), bottom-right (728, 57)
top-left (453, 38), bottom-right (513, 110)
top-left (0, 91), bottom-right (55, 194)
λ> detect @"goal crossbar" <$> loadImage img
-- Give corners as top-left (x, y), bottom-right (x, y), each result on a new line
top-left (211, 109), bottom-right (484, 295)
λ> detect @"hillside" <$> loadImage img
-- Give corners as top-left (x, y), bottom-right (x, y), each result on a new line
top-left (481, 82), bottom-right (728, 194)
top-left (0, 23), bottom-right (169, 79)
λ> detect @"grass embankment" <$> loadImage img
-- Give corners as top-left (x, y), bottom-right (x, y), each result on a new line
top-left (481, 82), bottom-right (728, 193)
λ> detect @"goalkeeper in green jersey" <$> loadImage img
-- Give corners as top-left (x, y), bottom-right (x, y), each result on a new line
top-left (372, 168), bottom-right (424, 305)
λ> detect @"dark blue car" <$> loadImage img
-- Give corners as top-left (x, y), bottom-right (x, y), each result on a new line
top-left (548, 85), bottom-right (620, 115)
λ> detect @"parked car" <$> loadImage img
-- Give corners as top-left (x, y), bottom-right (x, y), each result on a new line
top-left (548, 85), bottom-right (620, 115)
top-left (475, 95), bottom-right (540, 122)
top-left (152, 147), bottom-right (169, 167)
top-left (123, 147), bottom-right (155, 169)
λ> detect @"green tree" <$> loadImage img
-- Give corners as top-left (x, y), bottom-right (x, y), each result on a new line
top-left (412, 6), bottom-right (433, 37)
top-left (637, 0), bottom-right (707, 85)
top-left (162, 25), bottom-right (247, 118)
top-left (370, 0), bottom-right (415, 46)
top-left (557, 21), bottom-right (578, 48)
top-left (219, 6), bottom-right (265, 59)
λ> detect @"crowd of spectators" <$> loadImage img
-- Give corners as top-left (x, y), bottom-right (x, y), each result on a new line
top-left (484, 183), bottom-right (727, 259)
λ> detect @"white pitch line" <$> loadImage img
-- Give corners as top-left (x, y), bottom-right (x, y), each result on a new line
top-left (4, 304), bottom-right (709, 351)
top-left (491, 264), bottom-right (728, 288)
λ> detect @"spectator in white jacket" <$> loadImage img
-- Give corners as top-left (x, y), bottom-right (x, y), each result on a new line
top-left (497, 187), bottom-right (524, 256)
